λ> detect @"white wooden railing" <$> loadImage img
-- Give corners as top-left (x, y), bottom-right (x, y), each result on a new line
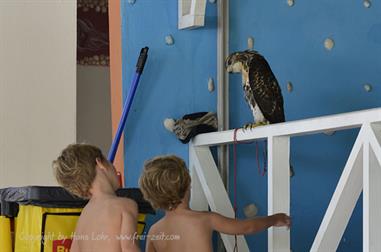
top-left (189, 107), bottom-right (381, 252)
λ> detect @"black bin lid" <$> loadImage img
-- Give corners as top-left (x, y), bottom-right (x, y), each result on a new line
top-left (0, 186), bottom-right (154, 217)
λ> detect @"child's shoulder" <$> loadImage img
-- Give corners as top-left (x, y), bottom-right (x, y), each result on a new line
top-left (109, 196), bottom-right (138, 215)
top-left (189, 209), bottom-right (213, 218)
top-left (187, 210), bottom-right (220, 226)
top-left (173, 209), bottom-right (213, 223)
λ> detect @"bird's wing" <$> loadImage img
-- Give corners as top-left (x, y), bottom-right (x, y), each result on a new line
top-left (248, 53), bottom-right (285, 123)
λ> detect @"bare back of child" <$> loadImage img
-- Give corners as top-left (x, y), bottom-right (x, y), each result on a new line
top-left (146, 195), bottom-right (289, 252)
top-left (72, 196), bottom-right (138, 252)
top-left (53, 144), bottom-right (141, 252)
top-left (146, 202), bottom-right (212, 252)
top-left (140, 155), bottom-right (290, 252)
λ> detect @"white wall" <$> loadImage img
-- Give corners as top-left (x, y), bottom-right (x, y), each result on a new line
top-left (0, 1), bottom-right (77, 187)
top-left (77, 66), bottom-right (112, 155)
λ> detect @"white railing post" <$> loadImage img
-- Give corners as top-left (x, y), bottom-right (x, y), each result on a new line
top-left (363, 123), bottom-right (381, 252)
top-left (189, 143), bottom-right (208, 211)
top-left (363, 137), bottom-right (371, 252)
top-left (311, 127), bottom-right (365, 252)
top-left (268, 136), bottom-right (290, 252)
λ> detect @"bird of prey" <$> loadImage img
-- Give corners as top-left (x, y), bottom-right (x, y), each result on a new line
top-left (226, 50), bottom-right (295, 176)
top-left (225, 50), bottom-right (285, 129)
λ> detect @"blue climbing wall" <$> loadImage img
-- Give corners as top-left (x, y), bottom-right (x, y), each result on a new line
top-left (229, 1), bottom-right (381, 251)
top-left (121, 1), bottom-right (381, 251)
top-left (120, 0), bottom-right (217, 247)
top-left (121, 1), bottom-right (217, 186)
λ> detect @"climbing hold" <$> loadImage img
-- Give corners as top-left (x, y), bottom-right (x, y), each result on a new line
top-left (287, 0), bottom-right (295, 7)
top-left (208, 77), bottom-right (215, 92)
top-left (128, 0), bottom-right (136, 5)
top-left (165, 35), bottom-right (175, 46)
top-left (287, 81), bottom-right (293, 93)
top-left (364, 83), bottom-right (372, 92)
top-left (247, 37), bottom-right (255, 50)
top-left (324, 38), bottom-right (335, 51)
top-left (244, 203), bottom-right (258, 218)
top-left (324, 131), bottom-right (336, 136)
top-left (163, 118), bottom-right (176, 132)
top-left (363, 0), bottom-right (371, 8)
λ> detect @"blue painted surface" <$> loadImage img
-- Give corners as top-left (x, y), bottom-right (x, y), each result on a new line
top-left (229, 1), bottom-right (380, 251)
top-left (120, 0), bottom-right (217, 248)
top-left (121, 1), bottom-right (381, 251)
top-left (121, 1), bottom-right (217, 186)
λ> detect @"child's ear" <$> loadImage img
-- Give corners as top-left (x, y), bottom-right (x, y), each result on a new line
top-left (96, 158), bottom-right (107, 171)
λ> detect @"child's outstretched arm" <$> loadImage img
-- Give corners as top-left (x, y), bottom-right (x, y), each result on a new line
top-left (208, 212), bottom-right (291, 235)
top-left (120, 200), bottom-right (141, 252)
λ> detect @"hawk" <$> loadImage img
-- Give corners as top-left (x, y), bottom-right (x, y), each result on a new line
top-left (226, 50), bottom-right (295, 176)
top-left (226, 50), bottom-right (285, 129)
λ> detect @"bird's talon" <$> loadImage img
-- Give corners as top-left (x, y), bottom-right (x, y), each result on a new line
top-left (242, 122), bottom-right (268, 130)
top-left (242, 123), bottom-right (252, 130)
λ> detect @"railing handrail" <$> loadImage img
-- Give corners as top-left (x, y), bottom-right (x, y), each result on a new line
top-left (192, 107), bottom-right (381, 147)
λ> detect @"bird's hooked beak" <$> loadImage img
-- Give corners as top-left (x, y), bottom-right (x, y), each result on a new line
top-left (226, 54), bottom-right (242, 73)
top-left (225, 52), bottom-right (246, 73)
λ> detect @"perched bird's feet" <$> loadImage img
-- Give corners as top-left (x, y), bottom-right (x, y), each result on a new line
top-left (242, 121), bottom-right (269, 131)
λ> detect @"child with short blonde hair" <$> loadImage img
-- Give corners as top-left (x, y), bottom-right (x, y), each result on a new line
top-left (139, 155), bottom-right (291, 252)
top-left (53, 144), bottom-right (140, 252)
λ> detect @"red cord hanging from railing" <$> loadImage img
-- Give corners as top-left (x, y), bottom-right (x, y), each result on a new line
top-left (232, 128), bottom-right (268, 251)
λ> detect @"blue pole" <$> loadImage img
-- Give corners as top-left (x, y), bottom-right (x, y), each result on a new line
top-left (108, 47), bottom-right (149, 163)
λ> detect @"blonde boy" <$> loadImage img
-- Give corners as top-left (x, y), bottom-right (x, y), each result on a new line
top-left (139, 155), bottom-right (291, 252)
top-left (53, 144), bottom-right (140, 252)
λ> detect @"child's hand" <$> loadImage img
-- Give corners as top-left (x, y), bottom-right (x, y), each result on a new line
top-left (272, 213), bottom-right (291, 229)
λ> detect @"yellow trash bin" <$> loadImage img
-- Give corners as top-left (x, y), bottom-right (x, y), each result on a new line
top-left (0, 186), bottom-right (154, 252)
top-left (0, 216), bottom-right (12, 252)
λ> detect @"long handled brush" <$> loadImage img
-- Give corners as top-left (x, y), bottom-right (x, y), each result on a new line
top-left (108, 47), bottom-right (149, 168)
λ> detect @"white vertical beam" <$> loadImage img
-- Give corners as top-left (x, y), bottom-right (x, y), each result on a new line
top-left (369, 123), bottom-right (381, 165)
top-left (363, 140), bottom-right (370, 252)
top-left (216, 1), bottom-right (229, 250)
top-left (310, 128), bottom-right (365, 252)
top-left (268, 136), bottom-right (290, 252)
top-left (190, 146), bottom-right (249, 252)
top-left (217, 0), bottom-right (230, 187)
top-left (189, 144), bottom-right (209, 211)
top-left (363, 123), bottom-right (381, 252)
